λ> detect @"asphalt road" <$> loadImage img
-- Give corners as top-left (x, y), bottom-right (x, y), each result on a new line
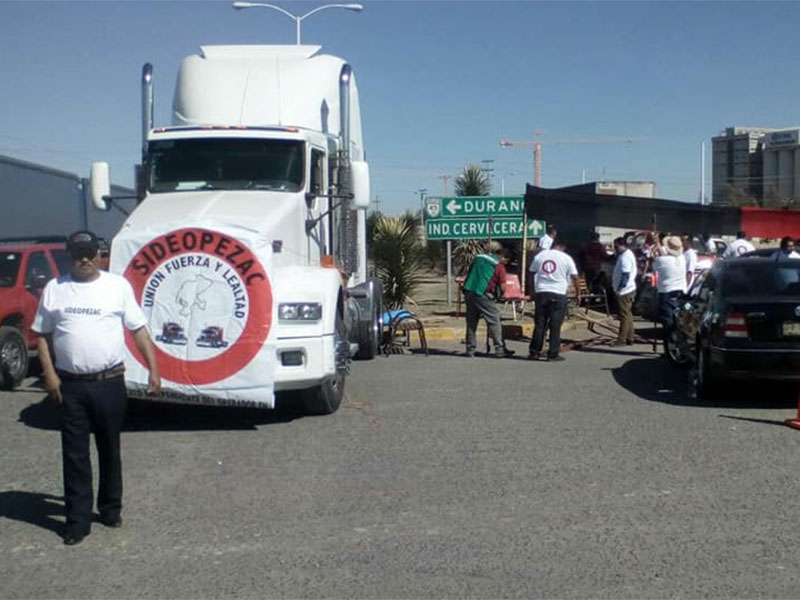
top-left (3, 331), bottom-right (800, 598)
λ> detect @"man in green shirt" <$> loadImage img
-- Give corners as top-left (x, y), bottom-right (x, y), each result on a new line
top-left (462, 247), bottom-right (514, 358)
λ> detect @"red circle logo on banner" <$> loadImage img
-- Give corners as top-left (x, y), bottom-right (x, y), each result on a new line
top-left (123, 228), bottom-right (272, 385)
top-left (542, 259), bottom-right (557, 274)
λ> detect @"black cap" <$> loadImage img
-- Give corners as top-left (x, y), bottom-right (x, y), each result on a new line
top-left (66, 230), bottom-right (100, 257)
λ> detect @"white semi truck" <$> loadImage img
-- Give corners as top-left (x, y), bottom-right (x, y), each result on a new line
top-left (88, 44), bottom-right (382, 414)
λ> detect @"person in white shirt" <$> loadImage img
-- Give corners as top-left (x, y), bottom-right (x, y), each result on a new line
top-left (723, 231), bottom-right (756, 258)
top-left (33, 231), bottom-right (160, 546)
top-left (528, 239), bottom-right (579, 361)
top-left (538, 225), bottom-right (556, 251)
top-left (611, 237), bottom-right (637, 346)
top-left (652, 234), bottom-right (686, 345)
top-left (682, 234), bottom-right (698, 288)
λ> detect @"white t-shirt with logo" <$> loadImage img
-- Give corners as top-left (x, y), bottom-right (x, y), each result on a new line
top-left (612, 248), bottom-right (637, 296)
top-left (653, 254), bottom-right (687, 293)
top-left (32, 271), bottom-right (147, 374)
top-left (539, 234), bottom-right (554, 251)
top-left (530, 249), bottom-right (578, 295)
top-left (684, 248), bottom-right (698, 287)
top-left (723, 238), bottom-right (756, 258)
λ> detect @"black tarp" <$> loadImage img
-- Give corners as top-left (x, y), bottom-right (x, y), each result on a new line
top-left (524, 184), bottom-right (741, 247)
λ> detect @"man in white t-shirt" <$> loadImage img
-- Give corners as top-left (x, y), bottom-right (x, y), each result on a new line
top-left (32, 231), bottom-right (160, 546)
top-left (528, 239), bottom-right (579, 361)
top-left (611, 237), bottom-right (637, 346)
top-left (723, 231), bottom-right (756, 258)
top-left (538, 225), bottom-right (556, 251)
top-left (652, 234), bottom-right (686, 345)
top-left (682, 234), bottom-right (698, 288)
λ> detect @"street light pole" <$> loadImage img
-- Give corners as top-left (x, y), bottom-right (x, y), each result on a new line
top-left (232, 2), bottom-right (364, 44)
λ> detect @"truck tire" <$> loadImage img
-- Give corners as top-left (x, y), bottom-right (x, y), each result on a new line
top-left (0, 326), bottom-right (28, 390)
top-left (355, 302), bottom-right (381, 360)
top-left (303, 312), bottom-right (347, 415)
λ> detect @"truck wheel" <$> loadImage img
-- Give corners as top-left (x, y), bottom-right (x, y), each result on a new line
top-left (0, 326), bottom-right (29, 390)
top-left (303, 312), bottom-right (347, 415)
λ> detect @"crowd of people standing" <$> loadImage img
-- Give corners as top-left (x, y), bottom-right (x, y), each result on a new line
top-left (461, 225), bottom-right (782, 360)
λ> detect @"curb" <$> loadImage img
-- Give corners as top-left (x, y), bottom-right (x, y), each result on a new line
top-left (422, 319), bottom-right (581, 341)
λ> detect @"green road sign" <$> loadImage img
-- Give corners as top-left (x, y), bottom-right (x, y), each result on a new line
top-left (424, 196), bottom-right (525, 219)
top-left (425, 216), bottom-right (547, 240)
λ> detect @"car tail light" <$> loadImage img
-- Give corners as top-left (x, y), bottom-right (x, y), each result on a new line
top-left (723, 311), bottom-right (748, 338)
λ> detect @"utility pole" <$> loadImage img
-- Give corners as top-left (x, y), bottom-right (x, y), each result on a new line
top-left (438, 174), bottom-right (452, 196)
top-left (373, 194), bottom-right (381, 214)
top-left (480, 159), bottom-right (495, 193)
top-left (416, 188), bottom-right (427, 214)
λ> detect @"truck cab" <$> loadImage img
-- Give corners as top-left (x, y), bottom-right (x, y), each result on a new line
top-left (88, 45), bottom-right (381, 413)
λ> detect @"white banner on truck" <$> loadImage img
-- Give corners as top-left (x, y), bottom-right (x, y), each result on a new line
top-left (112, 224), bottom-right (276, 408)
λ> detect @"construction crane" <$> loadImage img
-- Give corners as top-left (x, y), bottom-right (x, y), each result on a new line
top-left (499, 130), bottom-right (648, 187)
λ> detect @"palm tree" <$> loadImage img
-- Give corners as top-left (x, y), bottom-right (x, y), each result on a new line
top-left (455, 164), bottom-right (491, 197)
top-left (372, 214), bottom-right (426, 308)
top-left (453, 164), bottom-right (492, 270)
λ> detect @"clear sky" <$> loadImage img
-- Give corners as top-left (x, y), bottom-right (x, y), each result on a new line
top-left (1, 1), bottom-right (799, 214)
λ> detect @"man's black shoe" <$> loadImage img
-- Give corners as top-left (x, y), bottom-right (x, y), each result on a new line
top-left (99, 515), bottom-right (122, 528)
top-left (547, 355), bottom-right (566, 362)
top-left (527, 352), bottom-right (542, 361)
top-left (63, 532), bottom-right (88, 546)
top-left (464, 351), bottom-right (475, 358)
top-left (610, 340), bottom-right (626, 347)
top-left (493, 349), bottom-right (515, 358)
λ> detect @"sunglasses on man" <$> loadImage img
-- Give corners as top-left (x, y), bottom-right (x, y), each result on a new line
top-left (69, 249), bottom-right (98, 261)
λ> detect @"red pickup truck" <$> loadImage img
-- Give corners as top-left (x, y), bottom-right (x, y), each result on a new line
top-left (0, 238), bottom-right (70, 389)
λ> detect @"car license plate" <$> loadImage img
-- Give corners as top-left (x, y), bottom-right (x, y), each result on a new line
top-left (783, 322), bottom-right (800, 337)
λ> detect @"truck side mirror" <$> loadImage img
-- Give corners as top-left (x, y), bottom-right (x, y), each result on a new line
top-left (350, 161), bottom-right (370, 210)
top-left (134, 164), bottom-right (147, 203)
top-left (89, 162), bottom-right (112, 211)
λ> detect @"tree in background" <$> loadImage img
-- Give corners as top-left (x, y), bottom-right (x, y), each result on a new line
top-left (372, 212), bottom-right (425, 308)
top-left (453, 164), bottom-right (492, 273)
top-left (455, 164), bottom-right (491, 197)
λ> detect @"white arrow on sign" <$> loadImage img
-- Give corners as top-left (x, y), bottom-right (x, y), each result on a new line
top-left (531, 220), bottom-right (545, 236)
top-left (445, 199), bottom-right (462, 215)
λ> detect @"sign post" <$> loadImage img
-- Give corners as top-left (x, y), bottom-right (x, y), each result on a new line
top-left (446, 240), bottom-right (452, 308)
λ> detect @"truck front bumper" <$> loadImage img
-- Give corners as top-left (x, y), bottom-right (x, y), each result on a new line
top-left (273, 334), bottom-right (336, 391)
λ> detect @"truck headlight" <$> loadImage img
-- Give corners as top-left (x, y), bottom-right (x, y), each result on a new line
top-left (279, 302), bottom-right (322, 321)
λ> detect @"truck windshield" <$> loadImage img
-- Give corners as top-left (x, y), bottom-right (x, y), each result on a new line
top-left (0, 252), bottom-right (22, 287)
top-left (148, 138), bottom-right (305, 193)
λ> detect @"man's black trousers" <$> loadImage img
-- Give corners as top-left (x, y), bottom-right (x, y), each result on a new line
top-left (530, 292), bottom-right (567, 358)
top-left (60, 376), bottom-right (127, 536)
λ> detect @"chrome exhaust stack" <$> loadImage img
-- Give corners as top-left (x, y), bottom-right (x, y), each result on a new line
top-left (141, 63), bottom-right (153, 161)
top-left (338, 63), bottom-right (358, 278)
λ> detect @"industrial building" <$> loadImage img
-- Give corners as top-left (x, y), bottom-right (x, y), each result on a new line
top-left (712, 125), bottom-right (800, 206)
top-left (763, 128), bottom-right (800, 203)
top-left (563, 181), bottom-right (656, 199)
top-left (0, 154), bottom-right (133, 240)
top-left (711, 126), bottom-right (775, 204)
